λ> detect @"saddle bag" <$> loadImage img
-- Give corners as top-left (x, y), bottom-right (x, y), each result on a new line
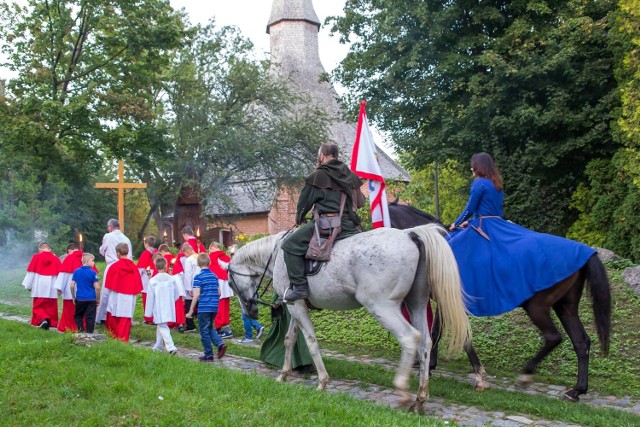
top-left (305, 193), bottom-right (346, 262)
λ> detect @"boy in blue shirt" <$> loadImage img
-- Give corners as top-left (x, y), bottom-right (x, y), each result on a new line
top-left (187, 253), bottom-right (226, 362)
top-left (70, 253), bottom-right (100, 333)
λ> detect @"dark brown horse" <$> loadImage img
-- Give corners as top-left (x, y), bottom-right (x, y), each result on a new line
top-left (388, 201), bottom-right (611, 401)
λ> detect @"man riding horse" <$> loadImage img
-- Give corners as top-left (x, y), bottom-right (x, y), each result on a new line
top-left (282, 142), bottom-right (365, 304)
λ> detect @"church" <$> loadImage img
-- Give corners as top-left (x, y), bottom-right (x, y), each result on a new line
top-left (166, 0), bottom-right (409, 248)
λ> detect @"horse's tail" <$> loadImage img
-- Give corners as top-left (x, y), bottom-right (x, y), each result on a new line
top-left (409, 224), bottom-right (471, 355)
top-left (584, 254), bottom-right (611, 355)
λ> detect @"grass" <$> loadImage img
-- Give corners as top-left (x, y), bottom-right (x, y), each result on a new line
top-left (0, 319), bottom-right (441, 427)
top-left (2, 260), bottom-right (640, 425)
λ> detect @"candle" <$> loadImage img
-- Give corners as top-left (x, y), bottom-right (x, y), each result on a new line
top-left (78, 233), bottom-right (84, 251)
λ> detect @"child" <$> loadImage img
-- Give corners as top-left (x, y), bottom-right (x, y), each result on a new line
top-left (239, 312), bottom-right (265, 344)
top-left (181, 243), bottom-right (200, 332)
top-left (145, 257), bottom-right (183, 354)
top-left (55, 243), bottom-right (84, 332)
top-left (159, 245), bottom-right (187, 332)
top-left (22, 242), bottom-right (61, 329)
top-left (70, 253), bottom-right (100, 333)
top-left (137, 236), bottom-right (157, 324)
top-left (103, 242), bottom-right (143, 342)
top-left (209, 241), bottom-right (234, 338)
top-left (186, 253), bottom-right (226, 362)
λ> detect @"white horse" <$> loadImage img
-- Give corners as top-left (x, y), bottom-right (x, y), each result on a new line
top-left (228, 224), bottom-right (471, 412)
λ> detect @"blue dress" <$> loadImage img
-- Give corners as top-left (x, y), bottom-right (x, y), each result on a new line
top-left (447, 178), bottom-right (596, 316)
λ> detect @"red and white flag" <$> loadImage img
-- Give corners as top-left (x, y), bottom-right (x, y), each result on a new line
top-left (351, 100), bottom-right (390, 228)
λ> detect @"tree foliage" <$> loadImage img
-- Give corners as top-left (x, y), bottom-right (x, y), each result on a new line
top-left (0, 0), bottom-right (185, 252)
top-left (159, 21), bottom-right (329, 215)
top-left (330, 0), bottom-right (619, 234)
top-left (567, 0), bottom-right (640, 261)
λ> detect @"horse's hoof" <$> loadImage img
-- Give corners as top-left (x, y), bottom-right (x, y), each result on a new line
top-left (317, 379), bottom-right (328, 391)
top-left (396, 390), bottom-right (413, 407)
top-left (561, 390), bottom-right (580, 402)
top-left (474, 382), bottom-right (486, 392)
top-left (276, 374), bottom-right (286, 383)
top-left (408, 401), bottom-right (425, 414)
top-left (518, 374), bottom-right (534, 386)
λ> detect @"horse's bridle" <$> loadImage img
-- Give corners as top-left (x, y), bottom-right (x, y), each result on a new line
top-left (227, 229), bottom-right (294, 308)
top-left (228, 266), bottom-right (273, 308)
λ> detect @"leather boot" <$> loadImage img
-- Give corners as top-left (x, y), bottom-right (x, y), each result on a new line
top-left (283, 282), bottom-right (309, 304)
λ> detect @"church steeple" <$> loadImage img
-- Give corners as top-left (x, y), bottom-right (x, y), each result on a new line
top-left (266, 0), bottom-right (410, 182)
top-left (266, 0), bottom-right (320, 34)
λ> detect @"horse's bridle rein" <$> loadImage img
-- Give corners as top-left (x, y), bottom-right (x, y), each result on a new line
top-left (228, 230), bottom-right (293, 308)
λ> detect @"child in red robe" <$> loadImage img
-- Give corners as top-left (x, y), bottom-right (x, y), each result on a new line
top-left (137, 236), bottom-right (158, 324)
top-left (54, 243), bottom-right (84, 332)
top-left (209, 241), bottom-right (234, 338)
top-left (103, 242), bottom-right (143, 342)
top-left (23, 242), bottom-right (61, 329)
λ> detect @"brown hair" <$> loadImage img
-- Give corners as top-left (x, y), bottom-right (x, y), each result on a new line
top-left (319, 142), bottom-right (339, 159)
top-left (158, 243), bottom-right (170, 253)
top-left (471, 152), bottom-right (503, 191)
top-left (154, 257), bottom-right (167, 271)
top-left (116, 242), bottom-right (129, 256)
top-left (144, 235), bottom-right (156, 247)
top-left (197, 253), bottom-right (210, 267)
top-left (67, 243), bottom-right (79, 251)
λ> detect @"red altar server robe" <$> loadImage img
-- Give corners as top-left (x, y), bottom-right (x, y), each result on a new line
top-left (186, 237), bottom-right (206, 254)
top-left (210, 250), bottom-right (233, 329)
top-left (104, 258), bottom-right (143, 342)
top-left (22, 251), bottom-right (61, 327)
top-left (137, 248), bottom-right (158, 323)
top-left (54, 250), bottom-right (83, 332)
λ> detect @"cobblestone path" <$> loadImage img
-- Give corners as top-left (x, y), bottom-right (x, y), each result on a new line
top-left (3, 312), bottom-right (638, 426)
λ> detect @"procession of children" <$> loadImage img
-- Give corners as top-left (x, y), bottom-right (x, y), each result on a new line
top-left (22, 220), bottom-right (242, 362)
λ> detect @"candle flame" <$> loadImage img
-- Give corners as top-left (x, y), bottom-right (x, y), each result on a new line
top-left (171, 258), bottom-right (177, 264)
top-left (163, 229), bottom-right (167, 237)
top-left (79, 234), bottom-right (83, 242)
top-left (196, 227), bottom-right (200, 237)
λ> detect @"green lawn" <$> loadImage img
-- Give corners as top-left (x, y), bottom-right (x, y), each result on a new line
top-left (2, 261), bottom-right (640, 426)
top-left (0, 319), bottom-right (439, 426)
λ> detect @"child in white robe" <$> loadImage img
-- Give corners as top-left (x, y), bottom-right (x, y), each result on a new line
top-left (145, 257), bottom-right (184, 354)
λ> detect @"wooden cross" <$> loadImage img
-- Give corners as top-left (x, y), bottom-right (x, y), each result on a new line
top-left (95, 160), bottom-right (147, 233)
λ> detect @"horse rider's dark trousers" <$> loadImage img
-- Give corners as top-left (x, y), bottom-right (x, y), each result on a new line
top-left (281, 218), bottom-right (360, 287)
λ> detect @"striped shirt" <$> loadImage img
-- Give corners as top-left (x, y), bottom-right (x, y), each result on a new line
top-left (193, 268), bottom-right (219, 313)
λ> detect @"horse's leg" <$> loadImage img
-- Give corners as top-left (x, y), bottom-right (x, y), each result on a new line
top-left (365, 303), bottom-right (420, 406)
top-left (287, 301), bottom-right (329, 390)
top-left (520, 302), bottom-right (563, 384)
top-left (276, 313), bottom-right (298, 384)
top-left (553, 299), bottom-right (590, 402)
top-left (404, 300), bottom-right (431, 414)
top-left (463, 340), bottom-right (488, 391)
top-left (429, 307), bottom-right (441, 371)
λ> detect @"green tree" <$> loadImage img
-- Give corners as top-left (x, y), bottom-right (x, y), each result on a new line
top-left (396, 160), bottom-right (469, 225)
top-left (157, 22), bottom-right (329, 221)
top-left (330, 0), bottom-right (619, 234)
top-left (0, 0), bottom-right (185, 251)
top-left (567, 0), bottom-right (640, 261)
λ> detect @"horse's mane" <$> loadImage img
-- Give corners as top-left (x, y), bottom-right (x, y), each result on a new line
top-left (232, 231), bottom-right (287, 268)
top-left (389, 201), bottom-right (440, 222)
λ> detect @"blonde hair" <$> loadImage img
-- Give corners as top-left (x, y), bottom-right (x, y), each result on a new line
top-left (82, 253), bottom-right (95, 265)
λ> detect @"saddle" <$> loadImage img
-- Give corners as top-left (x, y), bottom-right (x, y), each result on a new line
top-left (304, 258), bottom-right (324, 276)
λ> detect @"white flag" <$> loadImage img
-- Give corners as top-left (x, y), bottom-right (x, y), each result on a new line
top-left (351, 100), bottom-right (390, 228)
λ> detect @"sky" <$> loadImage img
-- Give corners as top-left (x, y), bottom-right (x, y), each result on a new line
top-left (169, 0), bottom-right (350, 75)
